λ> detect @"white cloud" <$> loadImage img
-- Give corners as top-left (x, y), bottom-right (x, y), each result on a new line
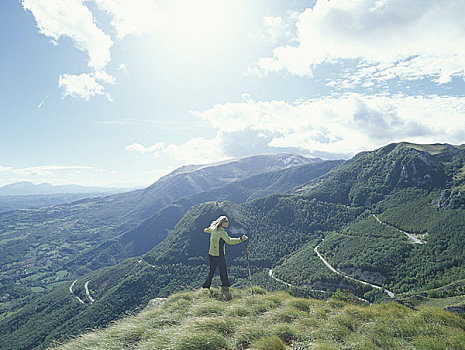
top-left (22, 0), bottom-right (115, 100)
top-left (59, 72), bottom-right (114, 101)
top-left (22, 0), bottom-right (113, 70)
top-left (163, 136), bottom-right (225, 164)
top-left (91, 0), bottom-right (163, 38)
top-left (126, 92), bottom-right (465, 163)
top-left (127, 136), bottom-right (226, 164)
top-left (118, 63), bottom-right (129, 76)
top-left (128, 93), bottom-right (465, 163)
top-left (190, 93), bottom-right (465, 158)
top-left (257, 0), bottom-right (465, 84)
top-left (126, 142), bottom-right (165, 157)
top-left (0, 165), bottom-right (13, 172)
top-left (261, 16), bottom-right (290, 43)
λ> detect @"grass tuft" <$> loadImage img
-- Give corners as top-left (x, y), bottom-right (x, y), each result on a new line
top-left (251, 286), bottom-right (267, 294)
top-left (191, 317), bottom-right (236, 336)
top-left (251, 335), bottom-right (286, 350)
top-left (174, 331), bottom-right (227, 350)
top-left (288, 297), bottom-right (313, 312)
top-left (192, 301), bottom-right (224, 316)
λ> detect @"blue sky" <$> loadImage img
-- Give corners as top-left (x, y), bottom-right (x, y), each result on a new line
top-left (1, 0), bottom-right (465, 187)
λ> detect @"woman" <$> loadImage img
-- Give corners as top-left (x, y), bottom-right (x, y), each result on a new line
top-left (202, 215), bottom-right (248, 289)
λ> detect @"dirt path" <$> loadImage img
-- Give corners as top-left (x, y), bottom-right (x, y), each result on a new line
top-left (268, 268), bottom-right (328, 293)
top-left (139, 259), bottom-right (156, 268)
top-left (314, 239), bottom-right (395, 298)
top-left (69, 280), bottom-right (85, 304)
top-left (85, 281), bottom-right (95, 303)
top-left (372, 214), bottom-right (426, 244)
top-left (268, 269), bottom-right (292, 287)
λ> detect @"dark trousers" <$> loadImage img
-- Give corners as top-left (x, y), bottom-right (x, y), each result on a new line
top-left (202, 254), bottom-right (230, 288)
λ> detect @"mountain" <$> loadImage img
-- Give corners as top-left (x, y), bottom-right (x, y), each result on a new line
top-left (51, 288), bottom-right (465, 350)
top-left (0, 181), bottom-right (130, 195)
top-left (127, 154), bottom-right (318, 222)
top-left (304, 142), bottom-right (457, 206)
top-left (0, 154), bottom-right (318, 319)
top-left (2, 143), bottom-right (465, 349)
top-left (67, 160), bottom-right (342, 270)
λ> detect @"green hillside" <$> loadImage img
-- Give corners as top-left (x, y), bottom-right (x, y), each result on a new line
top-left (0, 156), bottom-right (324, 319)
top-left (0, 198), bottom-right (363, 349)
top-left (66, 160), bottom-right (341, 270)
top-left (305, 142), bottom-right (451, 206)
top-left (50, 288), bottom-right (465, 350)
top-left (2, 142), bottom-right (465, 349)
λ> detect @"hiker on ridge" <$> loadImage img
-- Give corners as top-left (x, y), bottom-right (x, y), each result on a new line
top-left (202, 215), bottom-right (248, 290)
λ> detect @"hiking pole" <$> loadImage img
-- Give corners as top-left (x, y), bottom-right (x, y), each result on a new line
top-left (244, 238), bottom-right (253, 294)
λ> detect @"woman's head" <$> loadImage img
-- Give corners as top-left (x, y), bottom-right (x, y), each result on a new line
top-left (210, 215), bottom-right (229, 230)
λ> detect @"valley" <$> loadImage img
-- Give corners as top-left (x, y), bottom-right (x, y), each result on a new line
top-left (0, 154), bottom-right (321, 319)
top-left (1, 143), bottom-right (465, 350)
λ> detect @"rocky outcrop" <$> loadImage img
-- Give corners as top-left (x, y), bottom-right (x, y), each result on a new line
top-left (432, 189), bottom-right (465, 209)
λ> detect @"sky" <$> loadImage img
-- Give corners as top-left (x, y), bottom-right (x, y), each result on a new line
top-left (1, 0), bottom-right (465, 188)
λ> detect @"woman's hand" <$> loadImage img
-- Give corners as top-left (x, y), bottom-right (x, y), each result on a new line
top-left (241, 235), bottom-right (248, 241)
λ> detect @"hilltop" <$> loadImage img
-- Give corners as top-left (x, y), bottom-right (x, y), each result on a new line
top-left (50, 287), bottom-right (465, 350)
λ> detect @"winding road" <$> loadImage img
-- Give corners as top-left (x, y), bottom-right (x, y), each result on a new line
top-left (268, 269), bottom-right (328, 293)
top-left (69, 279), bottom-right (95, 304)
top-left (314, 239), bottom-right (395, 298)
top-left (69, 280), bottom-right (85, 304)
top-left (269, 214), bottom-right (419, 298)
top-left (85, 281), bottom-right (95, 303)
top-left (372, 214), bottom-right (425, 244)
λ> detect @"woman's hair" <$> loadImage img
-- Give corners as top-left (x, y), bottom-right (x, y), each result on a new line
top-left (210, 215), bottom-right (228, 230)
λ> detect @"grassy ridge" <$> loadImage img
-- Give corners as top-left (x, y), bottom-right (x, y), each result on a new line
top-left (50, 288), bottom-right (465, 350)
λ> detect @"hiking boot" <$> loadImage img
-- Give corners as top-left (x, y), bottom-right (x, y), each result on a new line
top-left (221, 286), bottom-right (232, 300)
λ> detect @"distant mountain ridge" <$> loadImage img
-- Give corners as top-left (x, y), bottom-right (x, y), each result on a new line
top-left (0, 181), bottom-right (130, 195)
top-left (67, 159), bottom-right (342, 270)
top-left (0, 153), bottom-right (320, 312)
top-left (3, 143), bottom-right (465, 349)
top-left (132, 154), bottom-right (319, 221)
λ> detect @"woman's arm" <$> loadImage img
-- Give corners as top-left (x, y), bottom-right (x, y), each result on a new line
top-left (220, 229), bottom-right (242, 245)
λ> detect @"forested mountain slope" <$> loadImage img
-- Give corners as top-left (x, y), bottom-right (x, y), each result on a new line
top-left (2, 143), bottom-right (465, 349)
top-left (305, 142), bottom-right (455, 206)
top-left (0, 198), bottom-right (362, 349)
top-left (0, 154), bottom-right (314, 324)
top-left (67, 159), bottom-right (341, 271)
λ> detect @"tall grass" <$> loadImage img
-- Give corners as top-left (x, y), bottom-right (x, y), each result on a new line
top-left (51, 287), bottom-right (465, 350)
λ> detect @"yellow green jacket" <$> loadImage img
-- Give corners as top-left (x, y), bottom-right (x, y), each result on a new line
top-left (204, 227), bottom-right (242, 256)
